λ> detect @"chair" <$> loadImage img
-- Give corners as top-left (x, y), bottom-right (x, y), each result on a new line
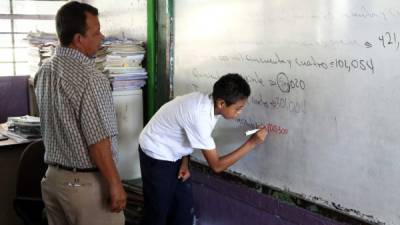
top-left (13, 140), bottom-right (48, 225)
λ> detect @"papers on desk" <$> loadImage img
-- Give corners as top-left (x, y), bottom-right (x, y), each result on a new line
top-left (9, 115), bottom-right (40, 124)
top-left (4, 116), bottom-right (41, 142)
top-left (0, 124), bottom-right (29, 144)
top-left (0, 130), bottom-right (29, 143)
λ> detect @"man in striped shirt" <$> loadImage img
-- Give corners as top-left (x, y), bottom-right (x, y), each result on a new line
top-left (34, 2), bottom-right (125, 225)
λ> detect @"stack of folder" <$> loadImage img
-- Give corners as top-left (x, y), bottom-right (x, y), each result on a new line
top-left (25, 31), bottom-right (58, 78)
top-left (96, 38), bottom-right (147, 92)
top-left (1, 116), bottom-right (41, 143)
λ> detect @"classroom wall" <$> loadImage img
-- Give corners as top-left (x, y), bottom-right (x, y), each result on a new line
top-left (84, 0), bottom-right (147, 41)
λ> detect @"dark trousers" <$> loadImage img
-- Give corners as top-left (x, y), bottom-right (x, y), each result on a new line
top-left (139, 146), bottom-right (194, 225)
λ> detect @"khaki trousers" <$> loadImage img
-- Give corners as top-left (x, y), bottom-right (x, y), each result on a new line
top-left (41, 166), bottom-right (125, 225)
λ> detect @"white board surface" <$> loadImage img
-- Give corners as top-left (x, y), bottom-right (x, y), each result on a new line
top-left (174, 1), bottom-right (400, 224)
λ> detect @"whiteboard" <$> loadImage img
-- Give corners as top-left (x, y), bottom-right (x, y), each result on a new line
top-left (173, 1), bottom-right (400, 224)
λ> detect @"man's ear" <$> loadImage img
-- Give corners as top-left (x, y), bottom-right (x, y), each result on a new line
top-left (215, 99), bottom-right (226, 109)
top-left (71, 33), bottom-right (82, 47)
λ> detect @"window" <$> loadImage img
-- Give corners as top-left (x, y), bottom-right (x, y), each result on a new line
top-left (0, 0), bottom-right (66, 76)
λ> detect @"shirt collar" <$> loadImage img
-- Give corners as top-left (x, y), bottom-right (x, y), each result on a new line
top-left (55, 46), bottom-right (95, 67)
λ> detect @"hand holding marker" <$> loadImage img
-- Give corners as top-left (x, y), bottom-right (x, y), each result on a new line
top-left (246, 125), bottom-right (268, 145)
top-left (245, 123), bottom-right (289, 136)
top-left (245, 128), bottom-right (260, 136)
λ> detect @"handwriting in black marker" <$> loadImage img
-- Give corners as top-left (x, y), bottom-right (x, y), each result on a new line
top-left (364, 41), bottom-right (372, 48)
top-left (270, 72), bottom-right (306, 93)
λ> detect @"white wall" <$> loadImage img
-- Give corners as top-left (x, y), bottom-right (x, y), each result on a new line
top-left (113, 90), bottom-right (143, 179)
top-left (84, 0), bottom-right (147, 41)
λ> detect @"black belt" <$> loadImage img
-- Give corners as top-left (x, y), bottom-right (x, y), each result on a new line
top-left (48, 163), bottom-right (99, 172)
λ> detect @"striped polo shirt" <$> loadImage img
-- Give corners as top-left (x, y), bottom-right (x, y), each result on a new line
top-left (34, 47), bottom-right (119, 169)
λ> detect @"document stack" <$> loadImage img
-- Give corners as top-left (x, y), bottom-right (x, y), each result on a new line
top-left (1, 116), bottom-right (41, 143)
top-left (25, 31), bottom-right (58, 78)
top-left (96, 38), bottom-right (147, 92)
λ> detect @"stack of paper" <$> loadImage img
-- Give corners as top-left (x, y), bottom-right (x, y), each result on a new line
top-left (96, 38), bottom-right (147, 91)
top-left (5, 115), bottom-right (41, 140)
top-left (25, 31), bottom-right (58, 78)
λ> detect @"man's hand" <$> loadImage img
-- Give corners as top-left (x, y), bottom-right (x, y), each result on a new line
top-left (178, 156), bottom-right (191, 182)
top-left (109, 181), bottom-right (127, 212)
top-left (178, 166), bottom-right (191, 182)
top-left (88, 138), bottom-right (127, 213)
top-left (249, 125), bottom-right (268, 145)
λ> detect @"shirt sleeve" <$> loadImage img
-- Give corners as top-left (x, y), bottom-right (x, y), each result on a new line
top-left (183, 110), bottom-right (216, 150)
top-left (80, 76), bottom-right (118, 146)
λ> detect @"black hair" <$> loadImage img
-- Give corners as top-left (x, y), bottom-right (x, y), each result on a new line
top-left (55, 1), bottom-right (98, 46)
top-left (212, 73), bottom-right (251, 106)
